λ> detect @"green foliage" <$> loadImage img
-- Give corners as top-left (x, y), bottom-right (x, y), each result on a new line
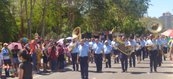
top-left (0, 0), bottom-right (151, 42)
top-left (0, 0), bottom-right (19, 42)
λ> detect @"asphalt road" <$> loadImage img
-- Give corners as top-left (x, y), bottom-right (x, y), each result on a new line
top-left (8, 59), bottom-right (173, 79)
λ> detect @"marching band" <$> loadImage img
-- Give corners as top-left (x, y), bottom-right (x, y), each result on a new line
top-left (1, 33), bottom-right (173, 79)
top-left (63, 31), bottom-right (173, 79)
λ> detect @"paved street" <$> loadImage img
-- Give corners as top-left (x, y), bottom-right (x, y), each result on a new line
top-left (9, 59), bottom-right (173, 79)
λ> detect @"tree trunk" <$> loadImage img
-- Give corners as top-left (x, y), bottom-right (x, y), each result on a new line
top-left (24, 0), bottom-right (29, 38)
top-left (20, 0), bottom-right (24, 38)
top-left (40, 0), bottom-right (48, 38)
top-left (28, 0), bottom-right (36, 39)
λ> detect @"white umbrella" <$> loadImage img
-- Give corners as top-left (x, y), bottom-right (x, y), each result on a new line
top-left (66, 37), bottom-right (73, 40)
top-left (57, 38), bottom-right (64, 45)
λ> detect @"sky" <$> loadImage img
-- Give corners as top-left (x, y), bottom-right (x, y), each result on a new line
top-left (147, 0), bottom-right (173, 18)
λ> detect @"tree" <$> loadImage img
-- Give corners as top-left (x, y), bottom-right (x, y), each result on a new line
top-left (0, 0), bottom-right (19, 42)
top-left (0, 0), bottom-right (151, 41)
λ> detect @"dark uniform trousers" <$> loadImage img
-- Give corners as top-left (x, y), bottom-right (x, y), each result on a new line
top-left (120, 53), bottom-right (128, 72)
top-left (80, 56), bottom-right (88, 79)
top-left (141, 47), bottom-right (147, 60)
top-left (90, 49), bottom-right (94, 63)
top-left (149, 50), bottom-right (158, 72)
top-left (94, 54), bottom-right (103, 72)
top-left (163, 47), bottom-right (168, 61)
top-left (157, 50), bottom-right (162, 66)
top-left (129, 52), bottom-right (136, 67)
top-left (105, 53), bottom-right (111, 68)
top-left (71, 53), bottom-right (79, 71)
top-left (113, 49), bottom-right (120, 63)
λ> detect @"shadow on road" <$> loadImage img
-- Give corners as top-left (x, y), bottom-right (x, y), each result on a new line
top-left (1, 76), bottom-right (7, 79)
top-left (111, 66), bottom-right (121, 69)
top-left (37, 71), bottom-right (52, 75)
top-left (139, 62), bottom-right (150, 64)
top-left (88, 70), bottom-right (117, 73)
top-left (129, 72), bottom-right (147, 74)
top-left (0, 75), bottom-right (15, 79)
top-left (134, 66), bottom-right (149, 68)
top-left (36, 68), bottom-right (73, 75)
top-left (157, 72), bottom-right (173, 74)
top-left (160, 66), bottom-right (173, 68)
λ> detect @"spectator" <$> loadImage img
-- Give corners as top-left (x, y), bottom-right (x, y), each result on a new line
top-left (49, 45), bottom-right (57, 72)
top-left (11, 45), bottom-right (20, 76)
top-left (1, 43), bottom-right (12, 77)
top-left (57, 44), bottom-right (65, 72)
top-left (0, 50), bottom-right (3, 78)
top-left (18, 50), bottom-right (33, 79)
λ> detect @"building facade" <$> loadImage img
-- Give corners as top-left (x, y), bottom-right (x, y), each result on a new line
top-left (159, 12), bottom-right (173, 29)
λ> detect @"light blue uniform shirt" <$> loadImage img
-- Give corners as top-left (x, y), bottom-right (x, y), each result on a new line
top-left (161, 38), bottom-right (168, 47)
top-left (85, 41), bottom-right (89, 46)
top-left (89, 41), bottom-right (95, 48)
top-left (157, 38), bottom-right (163, 49)
top-left (130, 39), bottom-right (137, 47)
top-left (107, 39), bottom-right (112, 45)
top-left (140, 40), bottom-right (146, 47)
top-left (78, 44), bottom-right (89, 57)
top-left (145, 39), bottom-right (157, 50)
top-left (103, 45), bottom-right (112, 54)
top-left (92, 42), bottom-right (104, 54)
top-left (69, 42), bottom-right (79, 53)
top-left (111, 41), bottom-right (119, 46)
top-left (111, 41), bottom-right (119, 49)
top-left (125, 41), bottom-right (131, 46)
top-left (157, 39), bottom-right (162, 45)
top-left (130, 39), bottom-right (137, 52)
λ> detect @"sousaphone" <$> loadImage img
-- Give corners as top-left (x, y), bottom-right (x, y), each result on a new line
top-left (116, 37), bottom-right (133, 56)
top-left (72, 27), bottom-right (82, 40)
top-left (146, 20), bottom-right (163, 50)
top-left (147, 20), bottom-right (163, 34)
top-left (68, 27), bottom-right (81, 52)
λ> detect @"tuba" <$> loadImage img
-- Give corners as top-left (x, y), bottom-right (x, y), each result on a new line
top-left (116, 37), bottom-right (133, 56)
top-left (72, 27), bottom-right (82, 40)
top-left (147, 21), bottom-right (163, 34)
top-left (146, 21), bottom-right (163, 50)
top-left (68, 27), bottom-right (81, 52)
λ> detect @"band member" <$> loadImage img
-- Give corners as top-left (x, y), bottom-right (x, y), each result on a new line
top-left (140, 37), bottom-right (147, 60)
top-left (135, 38), bottom-right (142, 63)
top-left (145, 35), bottom-right (158, 73)
top-left (119, 37), bottom-right (129, 72)
top-left (78, 39), bottom-right (90, 79)
top-left (92, 39), bottom-right (104, 72)
top-left (129, 37), bottom-right (136, 68)
top-left (103, 40), bottom-right (112, 68)
top-left (89, 38), bottom-right (95, 63)
top-left (111, 38), bottom-right (120, 64)
top-left (157, 36), bottom-right (163, 67)
top-left (69, 39), bottom-right (79, 71)
top-left (161, 36), bottom-right (168, 61)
